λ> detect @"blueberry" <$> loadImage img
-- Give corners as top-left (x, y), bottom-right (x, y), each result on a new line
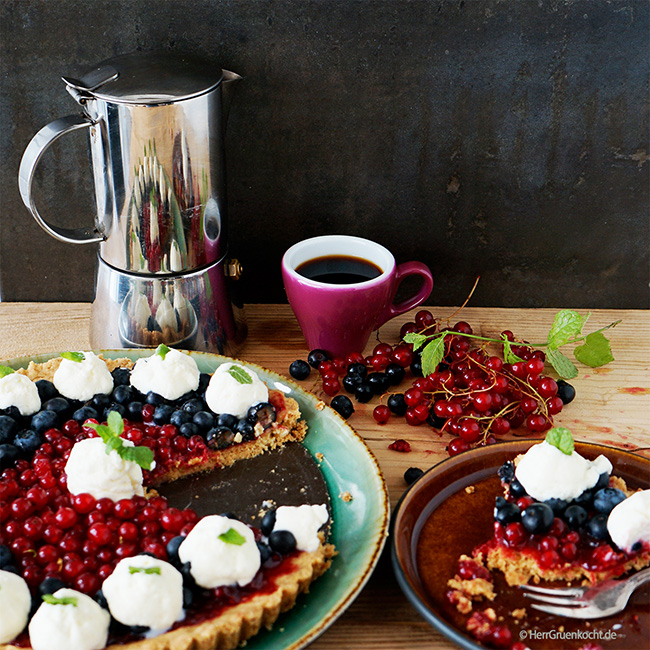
top-left (205, 426), bottom-right (235, 449)
top-left (13, 429), bottom-right (43, 456)
top-left (35, 379), bottom-right (58, 402)
top-left (166, 535), bottom-right (186, 567)
top-left (0, 444), bottom-right (20, 471)
top-left (126, 401), bottom-right (144, 420)
top-left (38, 576), bottom-right (67, 596)
top-left (246, 402), bottom-right (276, 428)
top-left (404, 467), bottom-right (424, 485)
top-left (182, 586), bottom-right (194, 608)
top-left (0, 416), bottom-right (17, 444)
top-left (268, 530), bottom-right (297, 555)
top-left (43, 396), bottom-right (71, 416)
top-left (153, 404), bottom-right (174, 425)
top-left (0, 544), bottom-right (13, 568)
top-left (385, 363), bottom-right (405, 386)
top-left (574, 488), bottom-right (594, 508)
top-left (497, 461), bottom-right (515, 484)
top-left (509, 478), bottom-right (527, 499)
top-left (494, 497), bottom-right (521, 525)
top-left (594, 472), bottom-right (611, 491)
top-left (111, 367), bottom-right (131, 386)
top-left (544, 498), bottom-right (568, 515)
top-left (193, 411), bottom-right (215, 431)
top-left (112, 384), bottom-right (135, 405)
top-left (128, 625), bottom-right (150, 636)
top-left (198, 373), bottom-right (211, 392)
top-left (557, 380), bottom-right (576, 405)
top-left (104, 403), bottom-right (126, 419)
top-left (179, 422), bottom-right (200, 438)
top-left (260, 509), bottom-right (276, 537)
top-left (307, 349), bottom-right (330, 369)
top-left (387, 393), bottom-right (407, 416)
top-left (1, 406), bottom-right (20, 420)
top-left (180, 561), bottom-right (196, 588)
top-left (145, 391), bottom-right (165, 406)
top-left (256, 540), bottom-right (272, 564)
top-left (289, 360), bottom-right (311, 380)
top-left (30, 409), bottom-right (59, 433)
top-left (170, 409), bottom-right (192, 428)
top-left (354, 383), bottom-right (374, 403)
top-left (426, 411), bottom-right (447, 429)
top-left (92, 393), bottom-right (111, 411)
top-left (72, 405), bottom-right (99, 424)
top-left (593, 488), bottom-right (626, 515)
top-left (346, 363), bottom-right (367, 379)
top-left (216, 413), bottom-right (238, 429)
top-left (366, 372), bottom-right (389, 395)
top-left (236, 420), bottom-right (255, 441)
top-left (330, 395), bottom-right (355, 418)
top-left (563, 504), bottom-right (588, 529)
top-left (521, 503), bottom-right (554, 535)
top-left (94, 589), bottom-right (108, 609)
top-left (586, 513), bottom-right (610, 540)
top-left (342, 374), bottom-right (363, 393)
top-left (181, 398), bottom-right (204, 415)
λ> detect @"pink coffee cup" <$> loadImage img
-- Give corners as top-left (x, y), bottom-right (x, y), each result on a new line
top-left (282, 235), bottom-right (433, 358)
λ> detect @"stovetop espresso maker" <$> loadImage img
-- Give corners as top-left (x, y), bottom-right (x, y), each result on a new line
top-left (19, 51), bottom-right (246, 354)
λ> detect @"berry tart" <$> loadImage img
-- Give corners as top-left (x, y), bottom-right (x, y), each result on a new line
top-left (445, 429), bottom-right (649, 648)
top-left (0, 347), bottom-right (336, 650)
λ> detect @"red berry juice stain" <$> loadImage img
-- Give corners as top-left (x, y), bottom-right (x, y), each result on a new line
top-left (618, 386), bottom-right (650, 395)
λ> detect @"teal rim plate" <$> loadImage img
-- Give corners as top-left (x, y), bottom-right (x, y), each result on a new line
top-left (3, 349), bottom-right (390, 650)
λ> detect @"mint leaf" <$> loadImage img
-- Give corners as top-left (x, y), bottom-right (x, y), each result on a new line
top-left (574, 331), bottom-right (614, 368)
top-left (546, 348), bottom-right (579, 380)
top-left (155, 344), bottom-right (171, 360)
top-left (218, 527), bottom-right (247, 545)
top-left (120, 445), bottom-right (155, 470)
top-left (128, 566), bottom-right (161, 575)
top-left (42, 594), bottom-right (78, 606)
top-left (547, 310), bottom-right (590, 349)
top-left (61, 351), bottom-right (85, 363)
top-left (107, 409), bottom-right (124, 437)
top-left (420, 337), bottom-right (446, 376)
top-left (0, 366), bottom-right (15, 379)
top-left (545, 427), bottom-right (575, 455)
top-left (403, 332), bottom-right (431, 350)
top-left (228, 365), bottom-right (253, 385)
top-left (86, 413), bottom-right (153, 470)
top-left (501, 337), bottom-right (524, 365)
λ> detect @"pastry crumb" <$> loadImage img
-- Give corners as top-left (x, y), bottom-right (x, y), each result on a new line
top-left (465, 485), bottom-right (475, 494)
top-left (315, 452), bottom-right (324, 463)
top-left (315, 401), bottom-right (326, 411)
top-left (510, 608), bottom-right (526, 620)
top-left (339, 491), bottom-right (353, 502)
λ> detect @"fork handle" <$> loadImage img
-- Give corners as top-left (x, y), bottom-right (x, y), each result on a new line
top-left (628, 566), bottom-right (650, 590)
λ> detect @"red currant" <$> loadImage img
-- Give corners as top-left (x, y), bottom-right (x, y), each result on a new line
top-left (372, 405), bottom-right (391, 424)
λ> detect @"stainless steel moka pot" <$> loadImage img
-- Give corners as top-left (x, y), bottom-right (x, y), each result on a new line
top-left (19, 52), bottom-right (246, 354)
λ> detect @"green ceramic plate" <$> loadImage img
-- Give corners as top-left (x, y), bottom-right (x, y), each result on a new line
top-left (3, 349), bottom-right (390, 650)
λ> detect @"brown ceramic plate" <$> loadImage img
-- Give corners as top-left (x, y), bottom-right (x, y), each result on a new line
top-left (390, 440), bottom-right (650, 650)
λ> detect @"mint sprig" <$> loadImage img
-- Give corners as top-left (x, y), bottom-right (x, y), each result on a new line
top-left (155, 344), bottom-right (171, 360)
top-left (406, 309), bottom-right (619, 379)
top-left (42, 594), bottom-right (78, 606)
top-left (218, 527), bottom-right (247, 545)
top-left (228, 365), bottom-right (253, 385)
top-left (86, 411), bottom-right (154, 470)
top-left (61, 351), bottom-right (85, 363)
top-left (0, 366), bottom-right (15, 379)
top-left (545, 427), bottom-right (575, 455)
top-left (129, 566), bottom-right (162, 575)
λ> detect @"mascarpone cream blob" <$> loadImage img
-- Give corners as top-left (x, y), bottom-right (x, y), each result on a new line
top-left (205, 362), bottom-right (269, 419)
top-left (0, 570), bottom-right (31, 644)
top-left (53, 351), bottom-right (114, 402)
top-left (514, 440), bottom-right (612, 502)
top-left (28, 588), bottom-right (110, 650)
top-left (607, 489), bottom-right (650, 553)
top-left (129, 348), bottom-right (200, 401)
top-left (178, 515), bottom-right (261, 589)
top-left (102, 555), bottom-right (184, 632)
top-left (273, 504), bottom-right (329, 553)
top-left (65, 437), bottom-right (145, 501)
top-left (0, 372), bottom-right (40, 416)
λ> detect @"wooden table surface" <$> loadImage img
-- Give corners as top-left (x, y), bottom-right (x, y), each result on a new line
top-left (0, 302), bottom-right (648, 650)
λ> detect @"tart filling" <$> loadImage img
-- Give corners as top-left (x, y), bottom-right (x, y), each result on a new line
top-left (0, 351), bottom-right (334, 650)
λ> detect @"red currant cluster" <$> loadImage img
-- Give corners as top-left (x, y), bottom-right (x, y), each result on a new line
top-left (290, 310), bottom-right (575, 457)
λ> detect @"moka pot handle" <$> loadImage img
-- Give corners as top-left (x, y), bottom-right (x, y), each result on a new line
top-left (18, 114), bottom-right (105, 244)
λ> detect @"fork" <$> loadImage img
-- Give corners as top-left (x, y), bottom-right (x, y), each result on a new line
top-left (520, 567), bottom-right (650, 618)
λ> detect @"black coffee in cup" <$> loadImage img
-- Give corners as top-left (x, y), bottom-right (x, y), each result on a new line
top-left (296, 255), bottom-right (383, 285)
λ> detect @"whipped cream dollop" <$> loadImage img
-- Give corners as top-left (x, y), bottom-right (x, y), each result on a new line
top-left (204, 362), bottom-right (269, 419)
top-left (102, 555), bottom-right (184, 632)
top-left (178, 515), bottom-right (261, 588)
top-left (607, 490), bottom-right (650, 553)
top-left (0, 570), bottom-right (31, 644)
top-left (130, 348), bottom-right (200, 401)
top-left (273, 504), bottom-right (329, 553)
top-left (0, 372), bottom-right (41, 416)
top-left (53, 352), bottom-right (114, 401)
top-left (65, 437), bottom-right (145, 501)
top-left (28, 588), bottom-right (110, 650)
top-left (514, 440), bottom-right (613, 502)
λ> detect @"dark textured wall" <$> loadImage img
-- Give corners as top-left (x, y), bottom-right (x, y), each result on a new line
top-left (1, 0), bottom-right (648, 308)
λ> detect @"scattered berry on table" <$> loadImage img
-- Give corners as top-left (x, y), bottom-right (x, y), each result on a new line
top-left (329, 395), bottom-right (354, 419)
top-left (289, 360), bottom-right (311, 380)
top-left (388, 439), bottom-right (411, 453)
top-left (404, 467), bottom-right (424, 485)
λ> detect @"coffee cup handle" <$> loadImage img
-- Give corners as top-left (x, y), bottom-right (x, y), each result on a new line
top-left (377, 262), bottom-right (434, 327)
